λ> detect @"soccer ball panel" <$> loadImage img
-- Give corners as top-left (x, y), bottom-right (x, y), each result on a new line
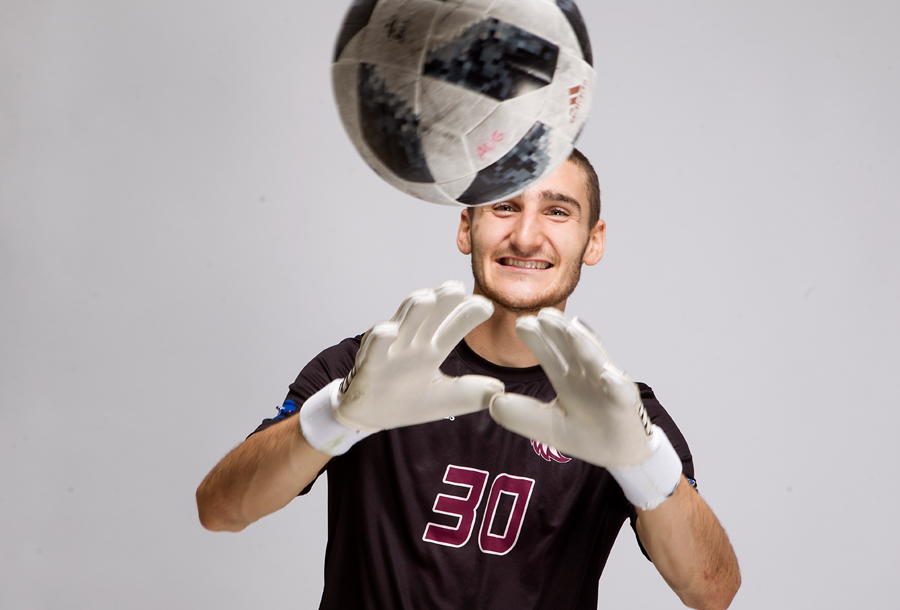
top-left (333, 62), bottom-right (361, 133)
top-left (356, 64), bottom-right (435, 184)
top-left (334, 29), bottom-right (366, 65)
top-left (452, 0), bottom-right (494, 12)
top-left (547, 6), bottom-right (583, 62)
top-left (355, 0), bottom-right (443, 73)
top-left (554, 0), bottom-right (593, 65)
top-left (492, 88), bottom-right (549, 128)
top-left (402, 181), bottom-right (461, 206)
top-left (464, 101), bottom-right (540, 169)
top-left (485, 0), bottom-right (564, 46)
top-left (420, 128), bottom-right (475, 185)
top-left (334, 0), bottom-right (380, 62)
top-left (426, 5), bottom-right (488, 48)
top-left (336, 63), bottom-right (452, 201)
top-left (418, 78), bottom-right (500, 138)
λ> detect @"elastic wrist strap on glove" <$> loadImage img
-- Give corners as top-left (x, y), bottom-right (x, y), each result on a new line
top-left (298, 379), bottom-right (371, 456)
top-left (609, 425), bottom-right (683, 511)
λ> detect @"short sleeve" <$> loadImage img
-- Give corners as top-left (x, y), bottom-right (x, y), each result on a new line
top-left (246, 335), bottom-right (362, 494)
top-left (627, 383), bottom-right (696, 560)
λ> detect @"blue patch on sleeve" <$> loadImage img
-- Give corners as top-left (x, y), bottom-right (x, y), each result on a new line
top-left (274, 400), bottom-right (298, 420)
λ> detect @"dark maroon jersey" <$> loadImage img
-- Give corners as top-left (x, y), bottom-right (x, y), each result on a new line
top-left (254, 337), bottom-right (694, 610)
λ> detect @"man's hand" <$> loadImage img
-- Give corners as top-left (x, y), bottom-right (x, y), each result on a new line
top-left (300, 281), bottom-right (504, 455)
top-left (489, 308), bottom-right (682, 510)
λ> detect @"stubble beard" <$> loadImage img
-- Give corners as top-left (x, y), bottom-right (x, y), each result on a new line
top-left (470, 242), bottom-right (586, 316)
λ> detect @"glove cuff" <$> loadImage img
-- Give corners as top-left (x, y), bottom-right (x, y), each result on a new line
top-left (298, 379), bottom-right (371, 456)
top-left (608, 425), bottom-right (683, 510)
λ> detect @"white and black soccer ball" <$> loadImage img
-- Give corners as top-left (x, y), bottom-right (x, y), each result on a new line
top-left (332, 0), bottom-right (595, 207)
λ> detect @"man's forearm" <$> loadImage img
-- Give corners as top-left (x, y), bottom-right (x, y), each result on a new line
top-left (635, 476), bottom-right (741, 610)
top-left (196, 416), bottom-right (331, 532)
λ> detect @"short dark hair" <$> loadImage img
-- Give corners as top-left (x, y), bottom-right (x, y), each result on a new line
top-left (567, 148), bottom-right (601, 229)
top-left (467, 148), bottom-right (601, 229)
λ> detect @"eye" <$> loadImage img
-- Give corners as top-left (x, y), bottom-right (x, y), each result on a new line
top-left (547, 208), bottom-right (570, 217)
top-left (492, 203), bottom-right (515, 213)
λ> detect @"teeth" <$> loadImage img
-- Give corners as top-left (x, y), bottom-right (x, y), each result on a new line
top-left (502, 258), bottom-right (550, 270)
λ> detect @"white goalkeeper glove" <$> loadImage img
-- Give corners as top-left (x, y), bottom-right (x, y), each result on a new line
top-left (489, 308), bottom-right (683, 510)
top-left (300, 281), bottom-right (504, 456)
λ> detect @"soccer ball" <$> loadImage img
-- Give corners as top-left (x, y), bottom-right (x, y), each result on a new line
top-left (332, 0), bottom-right (594, 207)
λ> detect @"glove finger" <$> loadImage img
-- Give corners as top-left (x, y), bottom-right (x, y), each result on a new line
top-left (432, 295), bottom-right (493, 354)
top-left (536, 309), bottom-right (581, 371)
top-left (358, 321), bottom-right (398, 366)
top-left (599, 366), bottom-right (642, 414)
top-left (566, 321), bottom-right (640, 412)
top-left (433, 374), bottom-right (504, 416)
top-left (391, 287), bottom-right (435, 325)
top-left (393, 290), bottom-right (436, 349)
top-left (570, 318), bottom-right (611, 368)
top-left (416, 281), bottom-right (466, 346)
top-left (515, 315), bottom-right (568, 381)
top-left (489, 393), bottom-right (562, 446)
top-left (565, 320), bottom-right (610, 380)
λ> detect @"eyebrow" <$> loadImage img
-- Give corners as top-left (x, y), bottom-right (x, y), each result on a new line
top-left (539, 189), bottom-right (582, 212)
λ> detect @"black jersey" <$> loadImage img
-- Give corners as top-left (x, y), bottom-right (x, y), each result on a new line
top-left (254, 336), bottom-right (694, 610)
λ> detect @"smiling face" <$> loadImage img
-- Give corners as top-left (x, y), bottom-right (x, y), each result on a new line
top-left (457, 160), bottom-right (606, 315)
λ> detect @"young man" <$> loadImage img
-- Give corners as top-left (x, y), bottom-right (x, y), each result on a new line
top-left (197, 151), bottom-right (740, 609)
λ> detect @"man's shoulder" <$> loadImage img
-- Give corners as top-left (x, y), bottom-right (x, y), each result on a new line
top-left (635, 382), bottom-right (666, 417)
top-left (314, 334), bottom-right (362, 363)
top-left (634, 382), bottom-right (694, 480)
top-left (298, 334), bottom-right (364, 384)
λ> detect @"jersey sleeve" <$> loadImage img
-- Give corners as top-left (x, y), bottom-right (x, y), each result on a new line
top-left (628, 382), bottom-right (696, 560)
top-left (247, 335), bottom-right (362, 493)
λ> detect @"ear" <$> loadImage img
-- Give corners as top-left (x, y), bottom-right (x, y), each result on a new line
top-left (457, 209), bottom-right (473, 255)
top-left (582, 219), bottom-right (606, 266)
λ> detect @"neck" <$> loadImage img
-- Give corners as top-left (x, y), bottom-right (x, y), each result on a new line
top-left (464, 288), bottom-right (567, 368)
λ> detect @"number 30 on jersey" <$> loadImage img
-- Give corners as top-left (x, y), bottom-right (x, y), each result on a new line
top-left (422, 465), bottom-right (535, 556)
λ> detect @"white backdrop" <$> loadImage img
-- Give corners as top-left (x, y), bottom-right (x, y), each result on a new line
top-left (2, 1), bottom-right (898, 608)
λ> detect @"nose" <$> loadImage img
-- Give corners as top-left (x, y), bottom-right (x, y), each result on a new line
top-left (509, 208), bottom-right (545, 254)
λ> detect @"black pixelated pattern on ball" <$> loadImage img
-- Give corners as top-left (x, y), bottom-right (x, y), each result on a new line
top-left (456, 122), bottom-right (551, 205)
top-left (556, 0), bottom-right (593, 66)
top-left (333, 0), bottom-right (380, 62)
top-left (358, 64), bottom-right (435, 184)
top-left (424, 18), bottom-right (559, 102)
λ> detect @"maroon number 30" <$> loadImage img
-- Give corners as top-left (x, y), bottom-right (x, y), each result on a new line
top-left (423, 465), bottom-right (535, 556)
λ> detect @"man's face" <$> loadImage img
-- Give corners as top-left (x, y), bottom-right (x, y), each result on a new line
top-left (457, 160), bottom-right (606, 314)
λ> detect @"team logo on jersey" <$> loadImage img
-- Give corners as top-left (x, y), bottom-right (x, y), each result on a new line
top-left (531, 440), bottom-right (572, 463)
top-left (274, 399), bottom-right (297, 420)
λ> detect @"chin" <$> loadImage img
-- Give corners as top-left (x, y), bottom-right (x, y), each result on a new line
top-left (480, 283), bottom-right (571, 314)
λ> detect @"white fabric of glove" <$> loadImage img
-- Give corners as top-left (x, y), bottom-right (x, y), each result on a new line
top-left (300, 281), bottom-right (504, 456)
top-left (489, 308), bottom-right (682, 510)
top-left (297, 378), bottom-right (370, 456)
